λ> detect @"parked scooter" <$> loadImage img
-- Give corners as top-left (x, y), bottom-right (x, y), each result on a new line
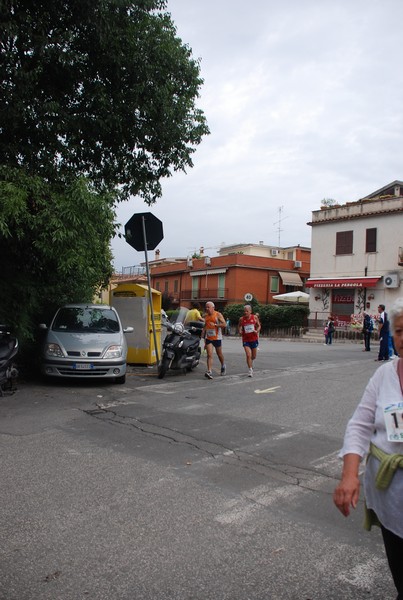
top-left (0, 324), bottom-right (19, 395)
top-left (158, 308), bottom-right (203, 379)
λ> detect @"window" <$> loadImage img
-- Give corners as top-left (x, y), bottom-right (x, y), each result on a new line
top-left (366, 228), bottom-right (377, 253)
top-left (336, 230), bottom-right (353, 255)
top-left (155, 281), bottom-right (160, 291)
top-left (270, 276), bottom-right (279, 293)
top-left (164, 281), bottom-right (168, 293)
top-left (191, 276), bottom-right (199, 300)
top-left (287, 251), bottom-right (293, 260)
top-left (218, 274), bottom-right (225, 298)
top-left (174, 279), bottom-right (178, 293)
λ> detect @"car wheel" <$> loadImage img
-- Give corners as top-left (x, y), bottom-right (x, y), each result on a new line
top-left (114, 374), bottom-right (126, 384)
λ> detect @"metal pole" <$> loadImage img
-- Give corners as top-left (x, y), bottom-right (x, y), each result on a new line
top-left (141, 216), bottom-right (160, 365)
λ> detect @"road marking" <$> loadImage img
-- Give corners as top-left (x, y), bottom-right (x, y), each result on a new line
top-left (215, 483), bottom-right (306, 525)
top-left (254, 385), bottom-right (281, 394)
top-left (335, 556), bottom-right (386, 591)
top-left (273, 431), bottom-right (299, 440)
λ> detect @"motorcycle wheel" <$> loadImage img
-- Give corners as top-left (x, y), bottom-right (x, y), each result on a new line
top-left (186, 357), bottom-right (200, 372)
top-left (158, 356), bottom-right (170, 379)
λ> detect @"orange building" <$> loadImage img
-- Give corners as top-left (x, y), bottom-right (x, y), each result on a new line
top-left (148, 243), bottom-right (311, 311)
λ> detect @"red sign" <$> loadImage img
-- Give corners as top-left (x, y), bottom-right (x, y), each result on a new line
top-left (306, 277), bottom-right (380, 288)
top-left (332, 294), bottom-right (354, 304)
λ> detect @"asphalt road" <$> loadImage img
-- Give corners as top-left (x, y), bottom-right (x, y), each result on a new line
top-left (0, 337), bottom-right (397, 600)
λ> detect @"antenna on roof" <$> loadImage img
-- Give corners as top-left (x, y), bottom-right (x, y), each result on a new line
top-left (273, 206), bottom-right (288, 246)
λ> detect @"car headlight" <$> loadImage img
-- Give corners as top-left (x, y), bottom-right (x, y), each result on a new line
top-left (104, 345), bottom-right (123, 359)
top-left (46, 343), bottom-right (64, 357)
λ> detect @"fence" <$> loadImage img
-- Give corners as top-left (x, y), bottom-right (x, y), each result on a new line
top-left (332, 328), bottom-right (378, 342)
top-left (227, 325), bottom-right (378, 342)
top-left (227, 326), bottom-right (306, 339)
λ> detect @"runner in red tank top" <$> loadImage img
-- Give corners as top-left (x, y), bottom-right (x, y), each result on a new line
top-left (238, 304), bottom-right (261, 377)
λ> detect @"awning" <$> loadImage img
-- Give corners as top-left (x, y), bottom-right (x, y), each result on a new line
top-left (305, 276), bottom-right (381, 288)
top-left (190, 268), bottom-right (227, 277)
top-left (278, 271), bottom-right (303, 287)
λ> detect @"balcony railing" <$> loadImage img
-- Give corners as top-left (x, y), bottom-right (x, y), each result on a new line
top-left (180, 288), bottom-right (228, 301)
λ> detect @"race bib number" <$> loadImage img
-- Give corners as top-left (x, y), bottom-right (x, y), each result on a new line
top-left (244, 324), bottom-right (255, 333)
top-left (384, 402), bottom-right (403, 442)
top-left (206, 328), bottom-right (216, 338)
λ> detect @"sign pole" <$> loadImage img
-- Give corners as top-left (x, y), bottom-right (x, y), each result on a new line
top-left (141, 216), bottom-right (160, 365)
top-left (124, 211), bottom-right (163, 367)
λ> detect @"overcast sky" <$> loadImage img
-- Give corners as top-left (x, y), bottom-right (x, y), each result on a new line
top-left (111, 0), bottom-right (403, 271)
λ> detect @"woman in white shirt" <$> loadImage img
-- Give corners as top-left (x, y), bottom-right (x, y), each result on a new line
top-left (334, 297), bottom-right (403, 600)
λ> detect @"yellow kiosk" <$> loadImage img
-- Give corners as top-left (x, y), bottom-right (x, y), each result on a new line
top-left (110, 283), bottom-right (161, 365)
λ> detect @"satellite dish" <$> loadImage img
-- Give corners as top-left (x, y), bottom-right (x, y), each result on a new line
top-left (244, 293), bottom-right (253, 302)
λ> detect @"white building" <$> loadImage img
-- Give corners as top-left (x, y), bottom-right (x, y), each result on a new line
top-left (306, 181), bottom-right (403, 326)
top-left (216, 241), bottom-right (310, 262)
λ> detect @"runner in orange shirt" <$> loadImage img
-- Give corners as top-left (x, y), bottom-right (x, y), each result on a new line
top-left (202, 301), bottom-right (226, 379)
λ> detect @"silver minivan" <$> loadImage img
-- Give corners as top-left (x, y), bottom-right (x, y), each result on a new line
top-left (41, 304), bottom-right (133, 384)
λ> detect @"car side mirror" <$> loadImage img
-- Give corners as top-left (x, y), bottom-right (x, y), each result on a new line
top-left (123, 326), bottom-right (134, 334)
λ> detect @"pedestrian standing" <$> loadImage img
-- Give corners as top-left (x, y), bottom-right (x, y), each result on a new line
top-left (202, 301), bottom-right (226, 379)
top-left (362, 311), bottom-right (373, 352)
top-left (238, 304), bottom-right (261, 377)
top-left (324, 316), bottom-right (335, 345)
top-left (376, 304), bottom-right (390, 361)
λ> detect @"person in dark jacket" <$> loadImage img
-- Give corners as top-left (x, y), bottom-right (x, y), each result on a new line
top-left (376, 304), bottom-right (390, 361)
top-left (324, 316), bottom-right (335, 345)
top-left (362, 312), bottom-right (373, 352)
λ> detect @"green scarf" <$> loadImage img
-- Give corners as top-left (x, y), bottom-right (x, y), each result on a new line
top-left (363, 442), bottom-right (403, 530)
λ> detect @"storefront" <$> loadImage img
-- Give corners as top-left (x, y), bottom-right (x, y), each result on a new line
top-left (306, 276), bottom-right (381, 326)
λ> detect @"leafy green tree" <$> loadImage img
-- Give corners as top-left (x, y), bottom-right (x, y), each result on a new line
top-left (259, 304), bottom-right (309, 329)
top-left (249, 297), bottom-right (262, 314)
top-left (224, 303), bottom-right (308, 333)
top-left (223, 304), bottom-right (244, 326)
top-left (0, 0), bottom-right (209, 362)
top-left (224, 299), bottom-right (262, 325)
top-left (0, 167), bottom-right (115, 342)
top-left (0, 0), bottom-right (209, 203)
top-left (320, 198), bottom-right (337, 207)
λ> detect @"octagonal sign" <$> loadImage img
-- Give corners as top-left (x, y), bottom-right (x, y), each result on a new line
top-left (125, 212), bottom-right (164, 251)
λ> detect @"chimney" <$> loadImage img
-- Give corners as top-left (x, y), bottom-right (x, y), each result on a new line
top-left (199, 246), bottom-right (204, 256)
top-left (155, 249), bottom-right (160, 260)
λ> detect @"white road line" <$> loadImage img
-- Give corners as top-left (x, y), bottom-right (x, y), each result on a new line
top-left (215, 483), bottom-right (308, 525)
top-left (272, 431), bottom-right (300, 440)
top-left (336, 556), bottom-right (387, 591)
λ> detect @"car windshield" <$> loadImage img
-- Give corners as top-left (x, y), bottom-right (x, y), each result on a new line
top-left (53, 307), bottom-right (120, 333)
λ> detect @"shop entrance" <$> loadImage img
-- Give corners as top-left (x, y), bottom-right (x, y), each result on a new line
top-left (331, 289), bottom-right (355, 326)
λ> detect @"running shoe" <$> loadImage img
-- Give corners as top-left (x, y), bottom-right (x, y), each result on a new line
top-left (248, 368), bottom-right (253, 377)
top-left (220, 364), bottom-right (226, 376)
top-left (205, 371), bottom-right (213, 379)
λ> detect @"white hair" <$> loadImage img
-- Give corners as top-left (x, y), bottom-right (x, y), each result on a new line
top-left (389, 297), bottom-right (403, 333)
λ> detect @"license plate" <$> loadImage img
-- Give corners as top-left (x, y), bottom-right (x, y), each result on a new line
top-left (73, 363), bottom-right (93, 370)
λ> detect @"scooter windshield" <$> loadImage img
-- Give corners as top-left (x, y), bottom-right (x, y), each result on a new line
top-left (168, 306), bottom-right (189, 326)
